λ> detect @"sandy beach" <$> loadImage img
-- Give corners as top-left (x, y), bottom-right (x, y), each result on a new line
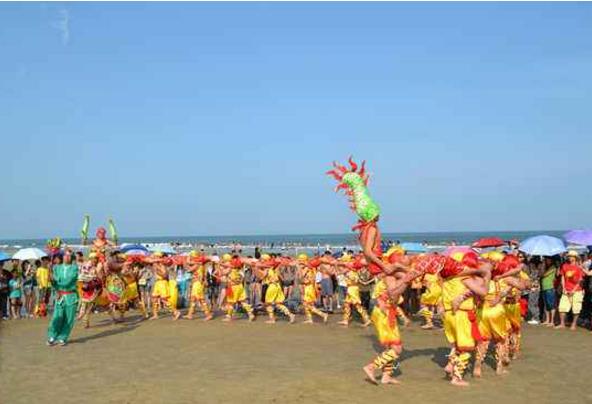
top-left (1, 312), bottom-right (590, 404)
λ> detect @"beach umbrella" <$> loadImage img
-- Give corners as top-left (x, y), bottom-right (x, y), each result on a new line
top-left (564, 230), bottom-right (592, 246)
top-left (12, 248), bottom-right (48, 260)
top-left (400, 242), bottom-right (427, 253)
top-left (148, 243), bottom-right (177, 255)
top-left (124, 249), bottom-right (150, 256)
top-left (0, 252), bottom-right (11, 262)
top-left (120, 244), bottom-right (149, 254)
top-left (472, 237), bottom-right (506, 248)
top-left (519, 235), bottom-right (566, 256)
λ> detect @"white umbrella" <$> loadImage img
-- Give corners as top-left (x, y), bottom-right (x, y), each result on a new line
top-left (12, 248), bottom-right (48, 260)
top-left (519, 235), bottom-right (566, 256)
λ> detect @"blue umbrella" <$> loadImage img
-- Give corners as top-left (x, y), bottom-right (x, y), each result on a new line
top-left (147, 243), bottom-right (177, 255)
top-left (0, 251), bottom-right (11, 262)
top-left (519, 235), bottom-right (566, 256)
top-left (124, 249), bottom-right (150, 256)
top-left (120, 244), bottom-right (149, 254)
top-left (400, 242), bottom-right (427, 253)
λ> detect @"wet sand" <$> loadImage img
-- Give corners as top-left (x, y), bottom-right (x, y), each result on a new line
top-left (1, 312), bottom-right (590, 404)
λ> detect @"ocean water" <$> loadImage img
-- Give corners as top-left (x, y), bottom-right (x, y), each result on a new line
top-left (0, 230), bottom-right (566, 256)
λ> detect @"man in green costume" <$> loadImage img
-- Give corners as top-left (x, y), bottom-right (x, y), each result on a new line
top-left (47, 250), bottom-right (79, 346)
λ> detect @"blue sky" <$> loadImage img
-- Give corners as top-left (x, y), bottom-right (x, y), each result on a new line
top-left (1, 3), bottom-right (591, 239)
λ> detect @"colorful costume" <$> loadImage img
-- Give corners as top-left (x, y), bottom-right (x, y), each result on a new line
top-left (47, 263), bottom-right (79, 344)
top-left (150, 261), bottom-right (181, 320)
top-left (368, 287), bottom-right (402, 379)
top-left (441, 257), bottom-right (479, 384)
top-left (475, 278), bottom-right (509, 374)
top-left (263, 266), bottom-right (295, 322)
top-left (77, 259), bottom-right (103, 327)
top-left (340, 269), bottom-right (370, 326)
top-left (185, 260), bottom-right (212, 320)
top-left (122, 270), bottom-right (147, 318)
top-left (419, 272), bottom-right (442, 329)
top-left (35, 265), bottom-right (51, 317)
top-left (225, 263), bottom-right (255, 321)
top-left (300, 263), bottom-right (327, 323)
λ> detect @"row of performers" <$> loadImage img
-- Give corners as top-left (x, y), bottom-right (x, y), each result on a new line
top-left (76, 248), bottom-right (528, 386)
top-left (77, 250), bottom-right (382, 327)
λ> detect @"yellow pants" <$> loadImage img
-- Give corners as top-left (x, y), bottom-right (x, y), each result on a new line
top-left (152, 280), bottom-right (170, 299)
top-left (504, 302), bottom-right (521, 333)
top-left (265, 283), bottom-right (286, 304)
top-left (190, 281), bottom-right (206, 300)
top-left (344, 286), bottom-right (362, 305)
top-left (420, 285), bottom-right (441, 306)
top-left (478, 304), bottom-right (508, 342)
top-left (371, 305), bottom-right (401, 347)
top-left (226, 284), bottom-right (247, 304)
top-left (123, 282), bottom-right (139, 301)
top-left (303, 284), bottom-right (317, 304)
top-left (443, 310), bottom-right (476, 351)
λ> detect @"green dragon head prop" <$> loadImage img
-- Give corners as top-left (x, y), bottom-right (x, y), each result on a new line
top-left (327, 157), bottom-right (380, 223)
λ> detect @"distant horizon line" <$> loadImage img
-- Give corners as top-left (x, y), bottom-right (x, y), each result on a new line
top-left (0, 229), bottom-right (568, 242)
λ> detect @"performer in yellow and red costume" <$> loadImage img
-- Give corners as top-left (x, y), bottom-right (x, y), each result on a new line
top-left (297, 255), bottom-right (328, 324)
top-left (184, 253), bottom-right (213, 321)
top-left (440, 252), bottom-right (488, 387)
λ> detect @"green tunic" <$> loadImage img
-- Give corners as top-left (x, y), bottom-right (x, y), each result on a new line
top-left (47, 263), bottom-right (79, 343)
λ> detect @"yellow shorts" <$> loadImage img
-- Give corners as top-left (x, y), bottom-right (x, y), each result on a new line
top-left (420, 285), bottom-right (442, 306)
top-left (504, 302), bottom-right (522, 332)
top-left (152, 280), bottom-right (170, 299)
top-left (123, 282), bottom-right (139, 301)
top-left (168, 280), bottom-right (178, 310)
top-left (265, 283), bottom-right (286, 304)
top-left (558, 291), bottom-right (584, 315)
top-left (227, 284), bottom-right (247, 304)
top-left (303, 284), bottom-right (317, 304)
top-left (190, 281), bottom-right (206, 300)
top-left (478, 304), bottom-right (508, 342)
top-left (344, 286), bottom-right (361, 305)
top-left (443, 310), bottom-right (476, 351)
top-left (371, 306), bottom-right (401, 347)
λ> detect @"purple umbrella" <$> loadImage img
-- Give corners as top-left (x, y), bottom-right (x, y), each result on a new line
top-left (564, 230), bottom-right (592, 246)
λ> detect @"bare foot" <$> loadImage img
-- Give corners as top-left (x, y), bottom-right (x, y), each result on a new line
top-left (204, 315), bottom-right (213, 321)
top-left (554, 325), bottom-right (565, 329)
top-left (172, 311), bottom-right (181, 321)
top-left (444, 361), bottom-right (453, 376)
top-left (421, 324), bottom-right (434, 330)
top-left (473, 367), bottom-right (481, 378)
top-left (289, 314), bottom-right (296, 324)
top-left (570, 326), bottom-right (577, 331)
top-left (248, 314), bottom-right (255, 322)
top-left (222, 316), bottom-right (232, 322)
top-left (303, 319), bottom-right (314, 324)
top-left (363, 364), bottom-right (378, 385)
top-left (323, 314), bottom-right (329, 324)
top-left (450, 378), bottom-right (470, 387)
top-left (183, 315), bottom-right (193, 320)
top-left (362, 320), bottom-right (372, 328)
top-left (265, 319), bottom-right (276, 324)
top-left (402, 319), bottom-right (411, 328)
top-left (149, 315), bottom-right (158, 321)
top-left (337, 320), bottom-right (349, 326)
top-left (381, 374), bottom-right (401, 385)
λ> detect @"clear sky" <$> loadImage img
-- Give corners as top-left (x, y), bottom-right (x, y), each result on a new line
top-left (1, 2), bottom-right (591, 239)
